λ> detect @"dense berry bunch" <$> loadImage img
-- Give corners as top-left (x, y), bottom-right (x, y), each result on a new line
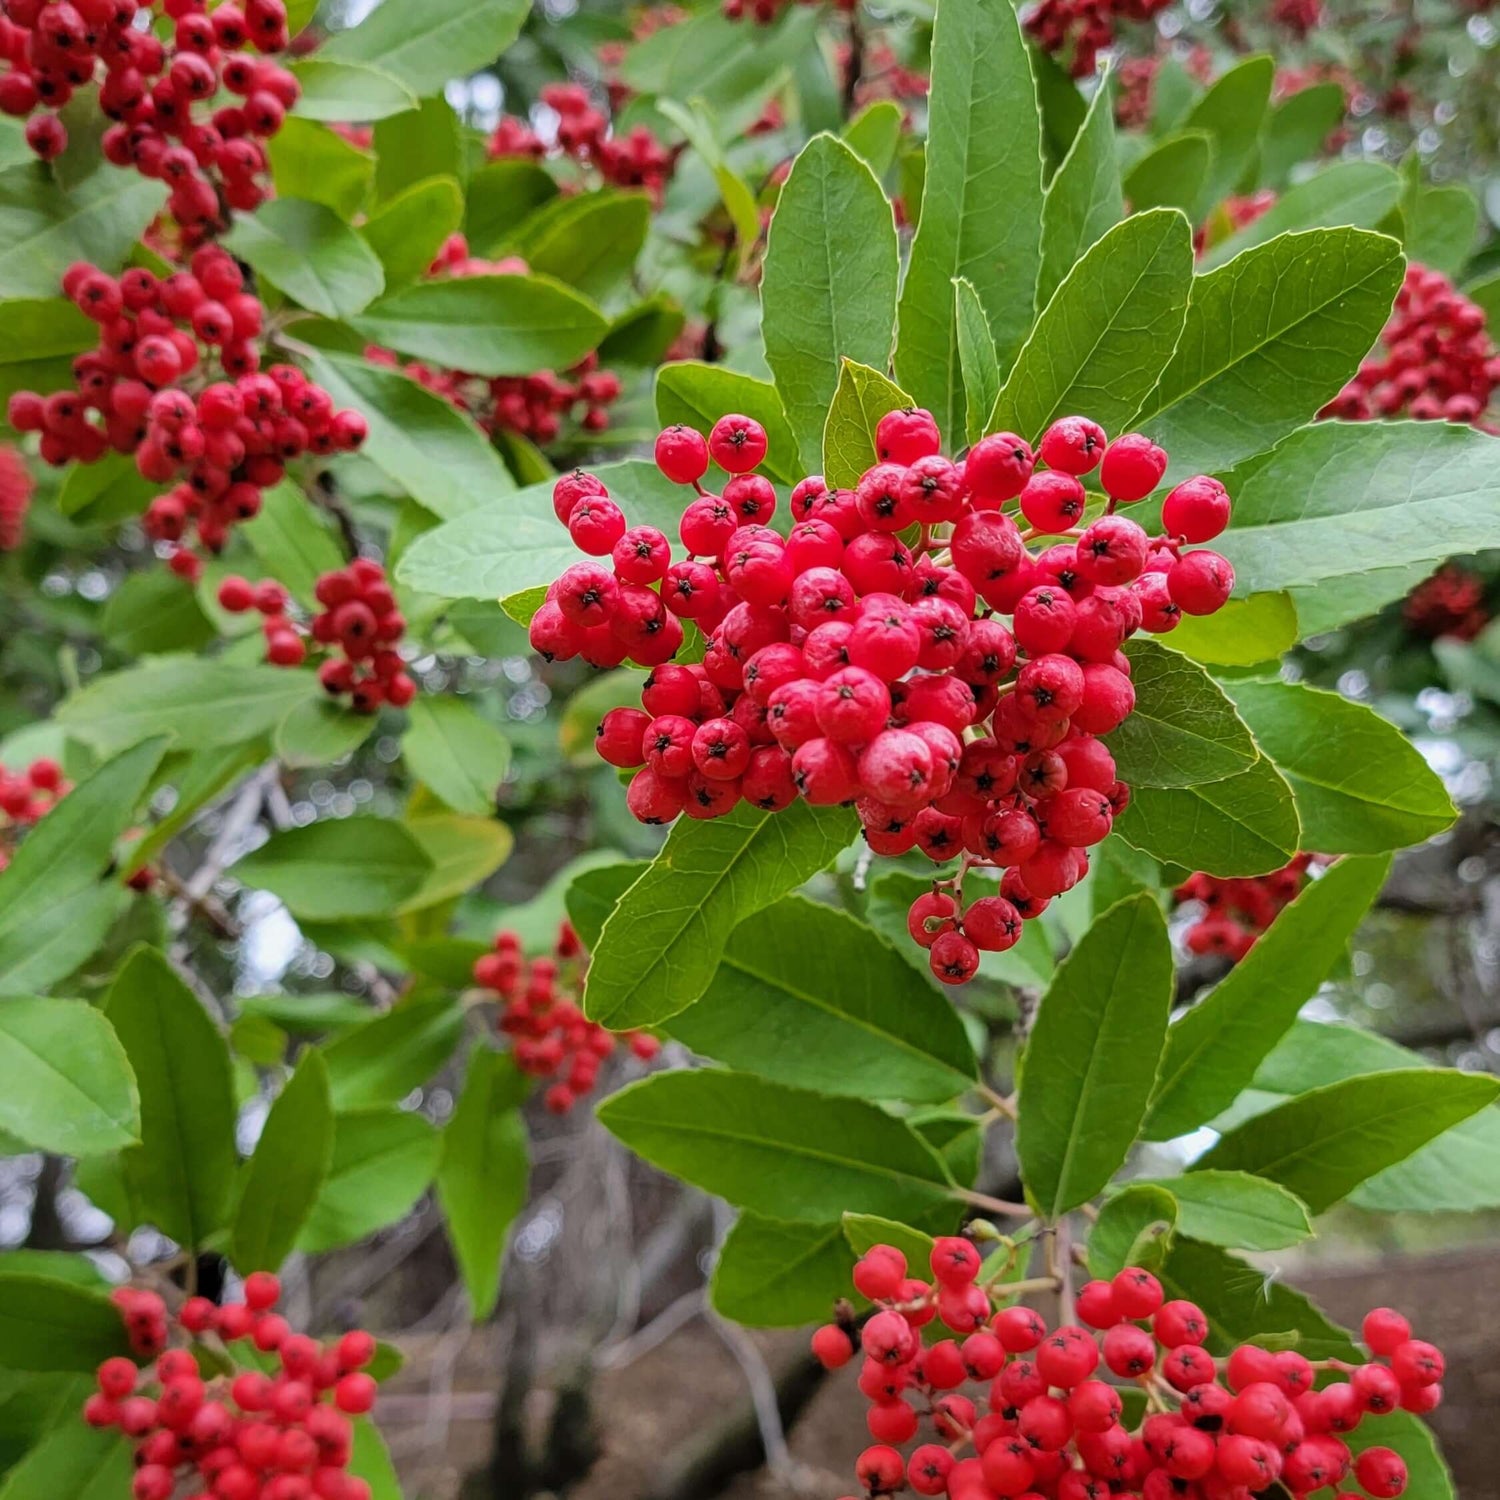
top-left (85, 1275), bottom-right (379, 1500)
top-left (1403, 563), bottom-right (1489, 641)
top-left (6, 250), bottom-right (367, 578)
top-left (1174, 855), bottom-right (1317, 961)
top-left (1322, 263), bottom-right (1500, 425)
top-left (531, 407), bottom-right (1235, 982)
top-left (1023, 0), bottom-right (1172, 78)
top-left (722, 0), bottom-right (854, 25)
top-left (1270, 0), bottom-right (1323, 36)
top-left (813, 1242), bottom-right (1439, 1500)
top-left (487, 82), bottom-right (675, 203)
top-left (0, 755), bottom-right (67, 869)
top-left (473, 921), bottom-right (660, 1113)
top-left (0, 0), bottom-right (296, 239)
top-left (0, 439), bottom-right (33, 549)
top-left (218, 558), bottom-right (416, 710)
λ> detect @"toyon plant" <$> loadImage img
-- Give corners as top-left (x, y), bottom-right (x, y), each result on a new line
top-left (1, 0), bottom-right (1500, 1496)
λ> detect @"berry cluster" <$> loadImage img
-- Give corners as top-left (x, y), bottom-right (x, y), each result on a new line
top-left (1174, 855), bottom-right (1317, 962)
top-left (1323, 263), bottom-right (1500, 425)
top-left (364, 237), bottom-right (623, 446)
top-left (85, 1274), bottom-right (379, 1500)
top-left (0, 439), bottom-right (33, 550)
top-left (487, 82), bottom-right (675, 203)
top-left (1403, 563), bottom-right (1490, 641)
top-left (0, 755), bottom-right (68, 870)
top-left (1023, 0), bottom-right (1171, 78)
top-left (722, 0), bottom-right (854, 24)
top-left (1271, 0), bottom-right (1323, 36)
top-left (472, 921), bottom-right (660, 1114)
top-left (218, 558), bottom-right (416, 710)
top-left (0, 0), bottom-right (296, 240)
top-left (7, 250), bottom-right (367, 579)
top-left (813, 1242), bottom-right (1439, 1500)
top-left (532, 408), bottom-right (1235, 983)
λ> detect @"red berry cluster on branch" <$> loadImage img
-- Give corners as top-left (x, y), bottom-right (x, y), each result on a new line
top-left (722, 0), bottom-right (854, 25)
top-left (0, 439), bottom-right (34, 549)
top-left (1174, 855), bottom-right (1318, 961)
top-left (813, 1242), bottom-right (1438, 1500)
top-left (1023, 0), bottom-right (1172, 79)
top-left (1402, 563), bottom-right (1490, 641)
top-left (86, 1274), bottom-right (380, 1500)
top-left (472, 920), bottom-right (660, 1114)
top-left (0, 0), bottom-right (296, 239)
top-left (531, 407), bottom-right (1235, 983)
top-left (0, 755), bottom-right (67, 869)
top-left (1322, 263), bottom-right (1500, 425)
top-left (7, 251), bottom-right (367, 579)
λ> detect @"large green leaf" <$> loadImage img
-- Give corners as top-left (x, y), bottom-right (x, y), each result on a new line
top-left (894, 0), bottom-right (1043, 438)
top-left (762, 134), bottom-right (898, 473)
top-left (0, 1421), bottom-right (132, 1500)
top-left (301, 349), bottom-right (514, 521)
top-left (710, 1214), bottom-right (855, 1327)
top-left (597, 1070), bottom-right (955, 1222)
top-left (1196, 1069), bottom-right (1499, 1212)
top-left (288, 59), bottom-right (418, 122)
top-left (273, 700), bottom-right (374, 770)
top-left (349, 274), bottom-right (606, 378)
top-left (992, 209), bottom-right (1191, 444)
top-left (506, 191), bottom-right (651, 302)
top-left (0, 998), bottom-right (137, 1158)
top-left (322, 0), bottom-right (531, 95)
top-left (1223, 679), bottom-right (1455, 853)
top-left (1146, 854), bottom-right (1390, 1141)
top-left (1103, 638), bottom-right (1258, 789)
top-left (655, 364), bottom-right (801, 488)
top-left (822, 359), bottom-right (914, 490)
top-left (0, 1277), bottom-right (130, 1372)
top-left (230, 1052), bottom-right (334, 1274)
top-left (435, 1049), bottom-right (529, 1319)
top-left (103, 947), bottom-right (236, 1248)
top-left (57, 660), bottom-right (316, 758)
top-left (360, 177), bottom-right (465, 291)
top-left (583, 800), bottom-right (855, 1030)
top-left (265, 119), bottom-right (373, 221)
top-left (1036, 71), bottom-right (1123, 309)
top-left (402, 697), bottom-right (511, 817)
top-left (298, 1109), bottom-right (441, 1253)
top-left (1404, 182), bottom-right (1479, 279)
top-left (1180, 56), bottom-right (1274, 218)
top-left (321, 995), bottom-right (464, 1110)
top-left (463, 160), bottom-right (558, 258)
top-left (1016, 895), bottom-right (1173, 1218)
top-left (225, 198), bottom-right (385, 319)
top-left (664, 896), bottom-right (976, 1104)
top-left (232, 817), bottom-right (434, 922)
top-left (1135, 1171), bottom-right (1312, 1251)
top-left (1133, 228), bottom-right (1404, 483)
top-left (842, 101), bottom-right (903, 177)
top-left (1166, 592), bottom-right (1299, 667)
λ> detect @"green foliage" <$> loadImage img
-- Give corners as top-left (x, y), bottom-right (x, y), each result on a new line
top-left (299, 1110), bottom-right (441, 1253)
top-left (655, 364), bottom-right (801, 487)
top-left (401, 698), bottom-right (511, 817)
top-left (953, 279), bottom-right (1001, 448)
top-left (823, 359), bottom-right (914, 489)
top-left (1179, 56), bottom-right (1274, 219)
top-left (1036, 71), bottom-right (1123, 309)
top-left (0, 1417), bottom-right (131, 1498)
top-left (1138, 1172), bottom-right (1313, 1252)
top-left (1088, 1184), bottom-right (1177, 1278)
top-left (360, 178), bottom-right (465, 291)
top-left (287, 60), bottom-right (419, 124)
top-left (710, 1215), bottom-right (855, 1327)
top-left (322, 997), bottom-right (465, 1110)
top-left (0, 1278), bottom-right (130, 1373)
top-left (225, 198), bottom-right (386, 319)
top-left (321, 0), bottom-right (532, 96)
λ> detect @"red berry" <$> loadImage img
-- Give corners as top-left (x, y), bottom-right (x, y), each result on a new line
top-left (708, 413), bottom-right (768, 474)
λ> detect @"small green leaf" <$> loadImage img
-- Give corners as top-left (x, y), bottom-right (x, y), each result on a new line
top-left (710, 1214), bottom-right (854, 1327)
top-left (321, 0), bottom-right (531, 96)
top-left (1016, 895), bottom-right (1174, 1218)
top-left (1180, 56), bottom-right (1274, 218)
top-left (273, 699), bottom-right (375, 770)
top-left (360, 177), bottom-right (464, 291)
top-left (1259, 83), bottom-right (1347, 192)
top-left (655, 363), bottom-right (801, 488)
top-left (242, 482), bottom-right (346, 608)
top-left (322, 996), bottom-right (465, 1110)
top-left (1167, 593), bottom-right (1299, 666)
top-left (1121, 132), bottom-right (1210, 217)
top-left (463, 160), bottom-right (558, 258)
top-left (398, 814), bottom-right (512, 912)
top-left (842, 101), bottom-right (903, 177)
top-left (841, 1211), bottom-right (940, 1265)
top-left (298, 1109), bottom-right (441, 1253)
top-left (822, 359), bottom-right (914, 490)
top-left (506, 191), bottom-right (651, 301)
top-left (1088, 1184), bottom-right (1177, 1279)
top-left (230, 1052), bottom-right (334, 1274)
top-left (0, 1277), bottom-right (131, 1372)
top-left (1137, 1171), bottom-right (1312, 1251)
top-left (265, 119), bottom-right (372, 221)
top-left (227, 198), bottom-right (385, 319)
top-left (1346, 1413), bottom-right (1456, 1500)
top-left (1405, 182), bottom-right (1479, 278)
top-left (954, 278), bottom-right (1001, 449)
top-left (289, 59), bottom-right (418, 122)
top-left (372, 95), bottom-right (463, 204)
top-left (346, 1419), bottom-right (404, 1500)
top-left (402, 697), bottom-right (511, 817)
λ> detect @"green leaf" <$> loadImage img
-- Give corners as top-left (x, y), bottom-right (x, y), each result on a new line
top-left (1116, 757), bottom-right (1301, 876)
top-left (1223, 679), bottom-right (1456, 853)
top-left (1346, 1413), bottom-right (1456, 1500)
top-left (822, 359), bottom-right (914, 490)
top-left (349, 273), bottom-right (606, 378)
top-left (894, 0), bottom-right (1043, 436)
top-left (841, 1212), bottom-right (939, 1266)
top-left (655, 363), bottom-right (802, 487)
top-left (0, 737), bottom-right (165, 994)
top-left (710, 1214), bottom-right (854, 1327)
top-left (598, 295), bottom-right (686, 369)
top-left (232, 816), bottom-right (434, 922)
top-left (322, 996), bottom-right (465, 1110)
top-left (300, 349), bottom-right (514, 521)
top-left (0, 1416), bottom-right (132, 1497)
top-left (100, 569), bottom-right (215, 658)
top-left (1102, 638), bottom-right (1258, 789)
top-left (954, 278), bottom-right (1001, 449)
top-left (1167, 593), bottom-right (1299, 666)
top-left (1198, 161), bottom-right (1403, 271)
top-left (0, 165), bottom-right (163, 299)
top-left (266, 119), bottom-right (373, 221)
top-left (360, 177), bottom-right (464, 291)
top-left (1136, 1171), bottom-right (1312, 1251)
top-left (398, 814), bottom-right (512, 912)
top-left (289, 59), bottom-right (417, 122)
top-left (225, 198), bottom-right (384, 319)
top-left (1405, 182), bottom-right (1479, 279)
top-left (1015, 894), bottom-right (1174, 1218)
top-left (1137, 228), bottom-right (1404, 483)
top-left (762, 134), bottom-right (898, 474)
top-left (58, 660), bottom-right (316, 758)
top-left (230, 1052), bottom-right (334, 1274)
top-left (436, 1049), bottom-right (529, 1319)
top-left (1216, 421), bottom-right (1500, 631)
top-left (1121, 132), bottom-right (1210, 217)
top-left (507, 191), bottom-right (651, 301)
top-left (55, 451), bottom-right (156, 521)
top-left (992, 210), bottom-right (1191, 445)
top-left (664, 896), bottom-right (976, 1104)
top-left (463, 160), bottom-right (558, 258)
top-left (0, 998), bottom-right (138, 1158)
top-left (0, 1277), bottom-right (130, 1372)
top-left (597, 1069), bottom-right (955, 1222)
top-left (1036, 70), bottom-right (1123, 309)
top-left (372, 96), bottom-right (463, 204)
top-left (103, 947), bottom-right (236, 1248)
top-left (298, 1109), bottom-right (441, 1253)
top-left (242, 481), bottom-right (346, 608)
top-left (584, 800), bottom-right (855, 1030)
top-left (273, 699), bottom-right (374, 770)
top-left (842, 101), bottom-right (903, 177)
top-left (237, 992), bottom-right (373, 1035)
top-left (1180, 56), bottom-right (1274, 218)
top-left (656, 99), bottom-right (760, 265)
top-left (1259, 83), bottom-right (1347, 192)
top-left (1088, 1184), bottom-right (1177, 1279)
top-left (402, 697), bottom-right (510, 816)
top-left (322, 0), bottom-right (531, 95)
top-left (1146, 854), bottom-right (1390, 1141)
top-left (1196, 1069), bottom-right (1500, 1213)
top-left (347, 1419), bottom-right (404, 1500)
